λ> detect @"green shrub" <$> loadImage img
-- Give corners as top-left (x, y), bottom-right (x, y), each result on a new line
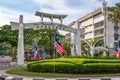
top-left (83, 63), bottom-right (120, 73)
top-left (26, 58), bottom-right (120, 74)
top-left (63, 56), bottom-right (118, 59)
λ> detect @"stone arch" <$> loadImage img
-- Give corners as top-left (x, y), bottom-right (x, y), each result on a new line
top-left (10, 11), bottom-right (83, 65)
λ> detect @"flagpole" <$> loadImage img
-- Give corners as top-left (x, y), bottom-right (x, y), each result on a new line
top-left (53, 46), bottom-right (55, 73)
top-left (53, 34), bottom-right (56, 73)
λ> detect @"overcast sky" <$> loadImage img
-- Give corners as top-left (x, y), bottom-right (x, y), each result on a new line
top-left (0, 0), bottom-right (119, 34)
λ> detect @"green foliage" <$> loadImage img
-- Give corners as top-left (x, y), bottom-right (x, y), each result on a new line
top-left (27, 58), bottom-right (120, 74)
top-left (36, 28), bottom-right (64, 57)
top-left (62, 42), bottom-right (71, 56)
top-left (108, 3), bottom-right (120, 23)
top-left (0, 43), bottom-right (11, 56)
top-left (0, 25), bottom-right (65, 57)
top-left (83, 63), bottom-right (120, 73)
top-left (0, 25), bottom-right (18, 47)
top-left (64, 55), bottom-right (117, 59)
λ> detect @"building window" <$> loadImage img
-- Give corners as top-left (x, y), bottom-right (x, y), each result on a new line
top-left (93, 13), bottom-right (103, 19)
top-left (114, 34), bottom-right (119, 40)
top-left (81, 35), bottom-right (84, 38)
top-left (94, 21), bottom-right (104, 29)
top-left (84, 24), bottom-right (92, 28)
top-left (45, 26), bottom-right (47, 28)
top-left (114, 42), bottom-right (118, 48)
top-left (95, 29), bottom-right (104, 36)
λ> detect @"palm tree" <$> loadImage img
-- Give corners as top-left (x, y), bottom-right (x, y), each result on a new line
top-left (108, 3), bottom-right (120, 47)
top-left (81, 38), bottom-right (103, 56)
top-left (108, 3), bottom-right (120, 24)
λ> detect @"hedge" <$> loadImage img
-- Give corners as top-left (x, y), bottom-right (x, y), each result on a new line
top-left (26, 58), bottom-right (120, 74)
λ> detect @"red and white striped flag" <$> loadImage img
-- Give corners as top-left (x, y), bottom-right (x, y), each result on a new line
top-left (54, 35), bottom-right (67, 55)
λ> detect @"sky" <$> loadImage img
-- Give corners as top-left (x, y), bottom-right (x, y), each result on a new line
top-left (0, 0), bottom-right (120, 34)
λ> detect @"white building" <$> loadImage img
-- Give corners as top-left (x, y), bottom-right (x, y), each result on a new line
top-left (66, 7), bottom-right (120, 56)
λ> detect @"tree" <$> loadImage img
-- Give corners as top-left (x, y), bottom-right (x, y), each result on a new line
top-left (108, 3), bottom-right (120, 47)
top-left (0, 25), bottom-right (18, 47)
top-left (0, 25), bottom-right (18, 56)
top-left (108, 3), bottom-right (120, 23)
top-left (0, 25), bottom-right (65, 57)
top-left (62, 42), bottom-right (71, 56)
top-left (37, 28), bottom-right (64, 57)
top-left (81, 38), bottom-right (103, 56)
top-left (0, 25), bottom-right (39, 48)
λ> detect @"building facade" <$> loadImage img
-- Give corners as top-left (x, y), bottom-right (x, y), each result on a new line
top-left (66, 7), bottom-right (120, 56)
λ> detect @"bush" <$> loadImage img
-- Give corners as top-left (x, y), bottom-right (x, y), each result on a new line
top-left (26, 58), bottom-right (120, 74)
top-left (83, 63), bottom-right (120, 73)
top-left (63, 56), bottom-right (118, 59)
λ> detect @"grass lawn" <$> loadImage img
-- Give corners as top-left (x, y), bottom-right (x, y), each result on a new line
top-left (6, 68), bottom-right (120, 77)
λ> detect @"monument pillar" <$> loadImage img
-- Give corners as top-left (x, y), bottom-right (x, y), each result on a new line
top-left (59, 17), bottom-right (63, 24)
top-left (75, 22), bottom-right (82, 56)
top-left (71, 33), bottom-right (77, 56)
top-left (17, 15), bottom-right (24, 65)
top-left (50, 16), bottom-right (53, 23)
top-left (41, 15), bottom-right (43, 23)
top-left (71, 22), bottom-right (82, 56)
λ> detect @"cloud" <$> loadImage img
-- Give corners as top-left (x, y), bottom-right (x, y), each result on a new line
top-left (106, 0), bottom-right (120, 6)
top-left (33, 0), bottom-right (119, 34)
top-left (33, 0), bottom-right (119, 24)
top-left (0, 0), bottom-right (119, 35)
top-left (1, 0), bottom-right (119, 26)
top-left (33, 0), bottom-right (102, 24)
top-left (0, 7), bottom-right (40, 26)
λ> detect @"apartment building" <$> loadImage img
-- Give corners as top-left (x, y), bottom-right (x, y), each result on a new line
top-left (66, 7), bottom-right (120, 49)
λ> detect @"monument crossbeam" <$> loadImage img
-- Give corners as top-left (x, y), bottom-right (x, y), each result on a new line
top-left (35, 11), bottom-right (67, 19)
top-left (11, 22), bottom-right (77, 33)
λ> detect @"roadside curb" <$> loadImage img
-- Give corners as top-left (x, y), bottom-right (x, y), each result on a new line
top-left (0, 74), bottom-right (114, 80)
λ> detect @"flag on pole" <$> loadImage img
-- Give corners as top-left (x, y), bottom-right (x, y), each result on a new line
top-left (115, 36), bottom-right (120, 60)
top-left (54, 35), bottom-right (67, 55)
top-left (34, 41), bottom-right (39, 60)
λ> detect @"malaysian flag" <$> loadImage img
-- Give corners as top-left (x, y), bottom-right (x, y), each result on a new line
top-left (54, 35), bottom-right (67, 55)
top-left (34, 41), bottom-right (39, 60)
